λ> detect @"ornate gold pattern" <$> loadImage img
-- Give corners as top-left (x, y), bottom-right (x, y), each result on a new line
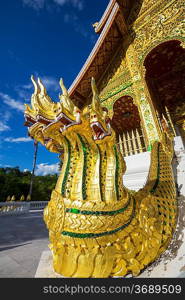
top-left (22, 0), bottom-right (184, 278)
top-left (91, 0), bottom-right (184, 146)
top-left (24, 76), bottom-right (177, 277)
top-left (132, 0), bottom-right (184, 61)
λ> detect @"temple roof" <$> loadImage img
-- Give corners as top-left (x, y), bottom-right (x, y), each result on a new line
top-left (68, 0), bottom-right (135, 108)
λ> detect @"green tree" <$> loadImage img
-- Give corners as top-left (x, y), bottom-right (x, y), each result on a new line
top-left (0, 167), bottom-right (58, 202)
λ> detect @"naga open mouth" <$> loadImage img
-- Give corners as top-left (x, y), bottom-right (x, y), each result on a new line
top-left (44, 138), bottom-right (52, 147)
top-left (24, 114), bottom-right (37, 127)
top-left (24, 113), bottom-right (54, 127)
top-left (90, 121), bottom-right (111, 140)
top-left (57, 112), bottom-right (81, 133)
top-left (25, 110), bottom-right (81, 133)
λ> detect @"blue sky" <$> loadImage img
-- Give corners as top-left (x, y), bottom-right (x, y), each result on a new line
top-left (0, 0), bottom-right (108, 175)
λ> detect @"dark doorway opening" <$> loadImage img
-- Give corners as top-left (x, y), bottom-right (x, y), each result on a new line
top-left (111, 95), bottom-right (146, 156)
top-left (144, 40), bottom-right (185, 144)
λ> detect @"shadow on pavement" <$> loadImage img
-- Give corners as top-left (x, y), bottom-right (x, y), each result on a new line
top-left (0, 211), bottom-right (48, 246)
top-left (0, 243), bottom-right (32, 252)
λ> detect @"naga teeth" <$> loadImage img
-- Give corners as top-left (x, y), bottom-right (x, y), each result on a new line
top-left (76, 112), bottom-right (81, 123)
top-left (63, 125), bottom-right (66, 131)
top-left (90, 121), bottom-right (99, 128)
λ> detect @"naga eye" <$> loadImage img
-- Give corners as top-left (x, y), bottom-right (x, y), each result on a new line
top-left (94, 115), bottom-right (96, 118)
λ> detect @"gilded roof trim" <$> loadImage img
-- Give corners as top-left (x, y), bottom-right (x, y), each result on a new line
top-left (94, 0), bottom-right (117, 33)
top-left (68, 2), bottom-right (120, 97)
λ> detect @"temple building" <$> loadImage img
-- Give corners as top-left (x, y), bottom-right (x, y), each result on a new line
top-left (68, 0), bottom-right (185, 192)
top-left (23, 0), bottom-right (185, 278)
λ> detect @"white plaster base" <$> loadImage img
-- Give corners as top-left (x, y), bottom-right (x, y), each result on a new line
top-left (35, 247), bottom-right (185, 278)
top-left (123, 152), bottom-right (151, 191)
top-left (139, 213), bottom-right (185, 277)
top-left (35, 250), bottom-right (63, 278)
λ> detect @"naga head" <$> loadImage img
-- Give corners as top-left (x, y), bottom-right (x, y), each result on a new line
top-left (24, 76), bottom-right (89, 151)
top-left (24, 76), bottom-right (64, 154)
top-left (89, 78), bottom-right (113, 144)
top-left (57, 78), bottom-right (90, 137)
top-left (58, 78), bottom-right (82, 133)
top-left (27, 122), bottom-right (62, 154)
top-left (24, 76), bottom-right (65, 153)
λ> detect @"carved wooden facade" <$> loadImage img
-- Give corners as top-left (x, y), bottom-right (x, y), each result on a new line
top-left (69, 0), bottom-right (185, 155)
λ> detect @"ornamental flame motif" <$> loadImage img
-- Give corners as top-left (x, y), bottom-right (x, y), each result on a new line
top-left (24, 76), bottom-right (177, 277)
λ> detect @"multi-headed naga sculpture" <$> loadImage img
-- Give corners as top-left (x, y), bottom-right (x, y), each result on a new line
top-left (24, 76), bottom-right (177, 277)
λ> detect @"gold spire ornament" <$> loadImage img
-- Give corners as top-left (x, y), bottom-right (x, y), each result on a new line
top-left (24, 76), bottom-right (177, 278)
top-left (20, 195), bottom-right (25, 201)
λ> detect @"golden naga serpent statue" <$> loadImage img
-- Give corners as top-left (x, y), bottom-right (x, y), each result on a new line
top-left (24, 76), bottom-right (177, 277)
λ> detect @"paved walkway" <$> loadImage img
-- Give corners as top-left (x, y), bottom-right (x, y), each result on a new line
top-left (0, 211), bottom-right (49, 278)
top-left (1, 198), bottom-right (185, 278)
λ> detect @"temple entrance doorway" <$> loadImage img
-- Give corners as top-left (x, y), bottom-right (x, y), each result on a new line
top-left (111, 95), bottom-right (147, 157)
top-left (111, 95), bottom-right (149, 191)
top-left (144, 40), bottom-right (185, 146)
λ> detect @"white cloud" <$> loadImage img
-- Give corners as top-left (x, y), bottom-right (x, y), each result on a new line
top-left (64, 12), bottom-right (87, 36)
top-left (71, 0), bottom-right (83, 10)
top-left (64, 12), bottom-right (78, 23)
top-left (0, 92), bottom-right (25, 112)
top-left (22, 0), bottom-right (84, 11)
top-left (4, 137), bottom-right (32, 143)
top-left (16, 89), bottom-right (31, 101)
top-left (63, 12), bottom-right (96, 43)
top-left (22, 0), bottom-right (45, 10)
top-left (22, 83), bottom-right (33, 90)
top-left (54, 0), bottom-right (83, 10)
top-left (42, 76), bottom-right (60, 92)
top-left (0, 121), bottom-right (10, 132)
top-left (0, 111), bottom-right (11, 132)
top-left (53, 0), bottom-right (68, 4)
top-left (15, 76), bottom-right (60, 102)
top-left (15, 83), bottom-right (33, 101)
top-left (0, 164), bottom-right (12, 168)
top-left (35, 163), bottom-right (59, 175)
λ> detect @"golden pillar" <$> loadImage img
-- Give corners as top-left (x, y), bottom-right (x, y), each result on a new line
top-left (126, 44), bottom-right (160, 148)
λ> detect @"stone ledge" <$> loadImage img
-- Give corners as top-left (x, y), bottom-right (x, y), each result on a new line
top-left (35, 246), bottom-right (185, 278)
top-left (35, 250), bottom-right (63, 278)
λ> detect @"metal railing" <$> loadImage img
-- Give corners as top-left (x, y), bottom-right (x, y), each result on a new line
top-left (30, 201), bottom-right (48, 210)
top-left (0, 201), bottom-right (48, 216)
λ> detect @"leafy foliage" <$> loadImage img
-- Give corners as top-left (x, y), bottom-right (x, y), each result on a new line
top-left (0, 167), bottom-right (58, 202)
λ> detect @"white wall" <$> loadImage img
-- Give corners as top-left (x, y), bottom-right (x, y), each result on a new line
top-left (123, 151), bottom-right (151, 191)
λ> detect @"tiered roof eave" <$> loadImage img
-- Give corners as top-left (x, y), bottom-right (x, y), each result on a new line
top-left (68, 0), bottom-right (133, 108)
